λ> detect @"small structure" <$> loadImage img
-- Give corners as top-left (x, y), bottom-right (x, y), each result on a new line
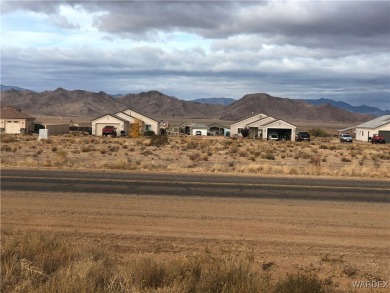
top-left (230, 113), bottom-right (296, 141)
top-left (0, 106), bottom-right (35, 134)
top-left (355, 115), bottom-right (390, 143)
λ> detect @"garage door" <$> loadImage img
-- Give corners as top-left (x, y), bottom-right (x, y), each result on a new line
top-left (378, 131), bottom-right (390, 144)
top-left (95, 123), bottom-right (120, 136)
top-left (5, 121), bottom-right (20, 134)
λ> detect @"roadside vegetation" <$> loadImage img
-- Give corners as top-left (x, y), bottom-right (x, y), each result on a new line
top-left (1, 231), bottom-right (335, 293)
top-left (1, 133), bottom-right (389, 178)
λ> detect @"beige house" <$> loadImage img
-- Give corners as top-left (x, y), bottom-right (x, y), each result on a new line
top-left (0, 106), bottom-right (35, 134)
top-left (230, 113), bottom-right (296, 141)
top-left (355, 115), bottom-right (390, 143)
top-left (91, 108), bottom-right (160, 136)
top-left (118, 108), bottom-right (160, 135)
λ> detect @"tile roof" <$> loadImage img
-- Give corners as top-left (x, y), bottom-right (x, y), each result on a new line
top-left (356, 115), bottom-right (390, 129)
top-left (0, 106), bottom-right (35, 119)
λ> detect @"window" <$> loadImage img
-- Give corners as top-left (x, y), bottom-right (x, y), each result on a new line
top-left (238, 128), bottom-right (243, 134)
top-left (146, 124), bottom-right (152, 131)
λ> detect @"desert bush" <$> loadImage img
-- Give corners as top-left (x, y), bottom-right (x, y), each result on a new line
top-left (148, 135), bottom-right (169, 148)
top-left (341, 157), bottom-right (351, 162)
top-left (51, 146), bottom-right (57, 152)
top-left (241, 127), bottom-right (250, 138)
top-left (1, 135), bottom-right (17, 143)
top-left (308, 128), bottom-right (329, 137)
top-left (144, 130), bottom-right (155, 136)
top-left (189, 152), bottom-right (201, 161)
top-left (273, 272), bottom-right (324, 293)
top-left (310, 156), bottom-right (321, 167)
top-left (1, 144), bottom-right (12, 152)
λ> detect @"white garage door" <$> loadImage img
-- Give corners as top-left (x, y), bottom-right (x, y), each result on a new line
top-left (5, 121), bottom-right (20, 134)
top-left (95, 123), bottom-right (120, 136)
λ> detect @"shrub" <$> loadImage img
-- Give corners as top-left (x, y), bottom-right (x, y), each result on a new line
top-left (241, 128), bottom-right (250, 138)
top-left (144, 130), bottom-right (155, 136)
top-left (148, 135), bottom-right (169, 148)
top-left (1, 135), bottom-right (17, 143)
top-left (308, 128), bottom-right (329, 137)
top-left (273, 272), bottom-right (324, 293)
top-left (51, 146), bottom-right (57, 152)
top-left (1, 144), bottom-right (12, 152)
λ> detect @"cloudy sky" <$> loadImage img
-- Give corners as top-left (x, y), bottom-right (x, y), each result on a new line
top-left (1, 1), bottom-right (389, 108)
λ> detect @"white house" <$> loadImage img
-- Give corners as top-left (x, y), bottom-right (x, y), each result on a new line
top-left (230, 113), bottom-right (296, 141)
top-left (0, 106), bottom-right (35, 134)
top-left (118, 108), bottom-right (160, 134)
top-left (91, 114), bottom-right (129, 136)
top-left (355, 115), bottom-right (390, 143)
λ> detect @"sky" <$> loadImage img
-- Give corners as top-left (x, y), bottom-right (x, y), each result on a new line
top-left (1, 0), bottom-right (390, 109)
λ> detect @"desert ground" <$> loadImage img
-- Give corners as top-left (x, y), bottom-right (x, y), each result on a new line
top-left (1, 133), bottom-right (390, 291)
top-left (2, 190), bottom-right (389, 291)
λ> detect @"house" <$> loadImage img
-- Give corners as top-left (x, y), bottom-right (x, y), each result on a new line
top-left (91, 114), bottom-right (129, 136)
top-left (355, 115), bottom-right (390, 143)
top-left (0, 106), bottom-right (35, 134)
top-left (207, 123), bottom-right (230, 136)
top-left (91, 108), bottom-right (160, 136)
top-left (117, 108), bottom-right (160, 135)
top-left (230, 113), bottom-right (296, 141)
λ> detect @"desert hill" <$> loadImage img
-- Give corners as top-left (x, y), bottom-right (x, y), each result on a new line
top-left (0, 88), bottom-right (372, 123)
top-left (221, 93), bottom-right (372, 122)
top-left (117, 91), bottom-right (224, 119)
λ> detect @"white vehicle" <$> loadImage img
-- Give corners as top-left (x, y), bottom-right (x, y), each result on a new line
top-left (268, 133), bottom-right (279, 140)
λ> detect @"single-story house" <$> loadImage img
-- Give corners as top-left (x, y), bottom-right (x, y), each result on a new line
top-left (355, 115), bottom-right (390, 143)
top-left (69, 120), bottom-right (92, 133)
top-left (91, 114), bottom-right (129, 136)
top-left (207, 123), bottom-right (230, 136)
top-left (116, 108), bottom-right (160, 135)
top-left (0, 106), bottom-right (35, 134)
top-left (91, 108), bottom-right (160, 136)
top-left (230, 113), bottom-right (296, 141)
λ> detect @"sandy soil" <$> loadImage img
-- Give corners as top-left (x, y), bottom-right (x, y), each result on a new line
top-left (2, 190), bottom-right (389, 291)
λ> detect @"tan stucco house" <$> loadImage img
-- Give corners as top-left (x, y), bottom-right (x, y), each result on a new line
top-left (355, 115), bottom-right (390, 143)
top-left (91, 108), bottom-right (160, 136)
top-left (230, 113), bottom-right (296, 141)
top-left (0, 106), bottom-right (35, 134)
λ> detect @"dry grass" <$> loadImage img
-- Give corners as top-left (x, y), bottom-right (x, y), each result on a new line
top-left (1, 133), bottom-right (389, 178)
top-left (1, 230), bottom-right (335, 293)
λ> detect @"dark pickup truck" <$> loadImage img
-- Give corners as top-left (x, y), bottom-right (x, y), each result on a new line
top-left (371, 134), bottom-right (385, 144)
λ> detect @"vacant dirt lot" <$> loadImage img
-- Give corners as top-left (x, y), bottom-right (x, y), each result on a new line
top-left (2, 190), bottom-right (389, 291)
top-left (1, 134), bottom-right (389, 291)
top-left (1, 134), bottom-right (389, 178)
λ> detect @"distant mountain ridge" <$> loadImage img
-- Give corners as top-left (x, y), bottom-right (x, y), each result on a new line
top-left (305, 98), bottom-right (390, 116)
top-left (190, 97), bottom-right (236, 105)
top-left (0, 86), bottom-right (373, 123)
top-left (1, 84), bottom-right (31, 92)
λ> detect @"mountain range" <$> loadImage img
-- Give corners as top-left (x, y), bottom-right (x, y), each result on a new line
top-left (0, 85), bottom-right (374, 123)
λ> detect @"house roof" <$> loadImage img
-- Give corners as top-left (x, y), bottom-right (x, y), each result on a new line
top-left (261, 119), bottom-right (296, 128)
top-left (91, 114), bottom-right (128, 123)
top-left (356, 115), bottom-right (390, 129)
top-left (121, 108), bottom-right (159, 123)
top-left (230, 113), bottom-right (268, 127)
top-left (0, 106), bottom-right (35, 119)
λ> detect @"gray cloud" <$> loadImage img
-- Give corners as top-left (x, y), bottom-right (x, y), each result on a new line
top-left (2, 1), bottom-right (389, 109)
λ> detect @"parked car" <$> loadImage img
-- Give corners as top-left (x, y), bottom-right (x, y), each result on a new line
top-left (195, 131), bottom-right (202, 136)
top-left (371, 134), bottom-right (386, 144)
top-left (296, 131), bottom-right (310, 142)
top-left (268, 132), bottom-right (279, 140)
top-left (102, 126), bottom-right (117, 136)
top-left (339, 133), bottom-right (353, 143)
